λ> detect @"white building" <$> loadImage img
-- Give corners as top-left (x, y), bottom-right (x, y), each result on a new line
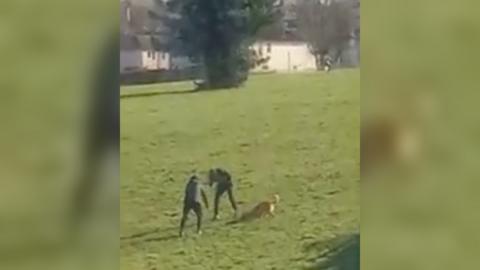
top-left (120, 34), bottom-right (170, 73)
top-left (120, 50), bottom-right (170, 73)
top-left (251, 40), bottom-right (317, 72)
top-left (120, 0), bottom-right (171, 73)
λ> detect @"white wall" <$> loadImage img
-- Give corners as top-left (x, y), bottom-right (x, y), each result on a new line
top-left (142, 51), bottom-right (170, 70)
top-left (120, 50), bottom-right (171, 73)
top-left (251, 41), bottom-right (317, 72)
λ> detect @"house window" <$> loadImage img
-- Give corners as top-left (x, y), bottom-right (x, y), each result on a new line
top-left (147, 51), bottom-right (151, 58)
top-left (152, 51), bottom-right (156, 60)
top-left (126, 7), bottom-right (131, 23)
top-left (162, 53), bottom-right (166, 60)
top-left (267, 43), bottom-right (272, 53)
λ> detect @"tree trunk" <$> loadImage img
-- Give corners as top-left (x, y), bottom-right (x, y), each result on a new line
top-left (205, 59), bottom-right (234, 89)
top-left (314, 53), bottom-right (328, 71)
top-left (200, 46), bottom-right (249, 90)
top-left (314, 54), bottom-right (322, 71)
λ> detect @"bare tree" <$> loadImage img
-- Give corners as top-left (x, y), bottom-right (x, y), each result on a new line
top-left (296, 0), bottom-right (353, 70)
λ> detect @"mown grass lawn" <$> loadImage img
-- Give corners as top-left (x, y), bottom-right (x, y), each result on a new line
top-left (120, 70), bottom-right (360, 270)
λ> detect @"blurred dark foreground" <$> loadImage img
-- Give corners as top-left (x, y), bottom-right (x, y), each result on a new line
top-left (0, 1), bottom-right (118, 270)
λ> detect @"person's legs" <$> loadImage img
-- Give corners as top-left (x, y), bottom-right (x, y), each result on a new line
top-left (179, 203), bottom-right (191, 236)
top-left (193, 203), bottom-right (203, 234)
top-left (227, 188), bottom-right (238, 214)
top-left (213, 189), bottom-right (225, 220)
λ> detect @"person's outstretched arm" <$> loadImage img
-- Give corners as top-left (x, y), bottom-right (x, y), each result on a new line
top-left (201, 189), bottom-right (209, 209)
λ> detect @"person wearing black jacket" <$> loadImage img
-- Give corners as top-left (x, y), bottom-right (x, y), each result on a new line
top-left (179, 175), bottom-right (209, 237)
top-left (208, 168), bottom-right (238, 220)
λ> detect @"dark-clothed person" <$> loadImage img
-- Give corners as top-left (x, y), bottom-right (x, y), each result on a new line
top-left (179, 175), bottom-right (208, 236)
top-left (208, 168), bottom-right (238, 220)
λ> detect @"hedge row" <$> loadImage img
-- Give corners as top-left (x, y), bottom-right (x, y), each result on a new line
top-left (120, 68), bottom-right (200, 86)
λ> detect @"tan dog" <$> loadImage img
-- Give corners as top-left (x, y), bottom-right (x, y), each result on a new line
top-left (249, 194), bottom-right (280, 218)
top-left (228, 194), bottom-right (280, 224)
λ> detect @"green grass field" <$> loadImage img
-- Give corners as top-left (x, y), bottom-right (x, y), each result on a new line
top-left (120, 71), bottom-right (360, 270)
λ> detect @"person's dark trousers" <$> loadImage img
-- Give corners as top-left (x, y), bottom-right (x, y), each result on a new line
top-left (213, 186), bottom-right (237, 219)
top-left (179, 201), bottom-right (202, 236)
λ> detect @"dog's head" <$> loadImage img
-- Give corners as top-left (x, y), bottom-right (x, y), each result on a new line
top-left (272, 194), bottom-right (280, 204)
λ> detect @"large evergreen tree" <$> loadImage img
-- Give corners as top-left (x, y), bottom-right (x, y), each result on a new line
top-left (151, 0), bottom-right (282, 89)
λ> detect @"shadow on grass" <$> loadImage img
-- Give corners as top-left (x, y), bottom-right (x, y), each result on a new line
top-left (120, 226), bottom-right (179, 245)
top-left (120, 219), bottom-right (221, 244)
top-left (120, 85), bottom-right (243, 99)
top-left (224, 214), bottom-right (262, 226)
top-left (304, 233), bottom-right (359, 270)
top-left (120, 89), bottom-right (198, 99)
top-left (120, 225), bottom-right (185, 241)
top-left (144, 234), bottom-right (179, 243)
top-left (120, 227), bottom-right (161, 240)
